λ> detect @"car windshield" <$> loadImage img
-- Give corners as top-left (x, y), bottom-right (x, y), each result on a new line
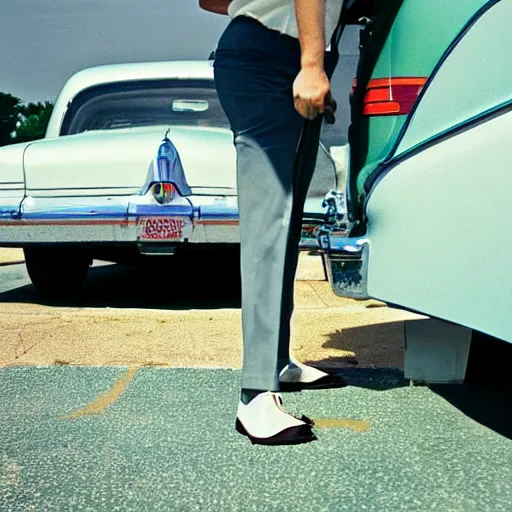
top-left (63, 79), bottom-right (231, 135)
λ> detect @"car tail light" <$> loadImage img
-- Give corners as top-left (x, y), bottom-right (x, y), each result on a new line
top-left (152, 182), bottom-right (176, 204)
top-left (361, 77), bottom-right (427, 116)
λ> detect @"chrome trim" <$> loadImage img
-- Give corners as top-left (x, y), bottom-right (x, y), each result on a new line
top-left (323, 237), bottom-right (370, 300)
top-left (298, 189), bottom-right (350, 251)
top-left (299, 189), bottom-right (369, 299)
top-left (0, 180), bottom-right (340, 250)
top-left (25, 187), bottom-right (140, 197)
top-left (141, 136), bottom-right (192, 196)
top-left (322, 190), bottom-right (346, 225)
top-left (197, 202), bottom-right (238, 222)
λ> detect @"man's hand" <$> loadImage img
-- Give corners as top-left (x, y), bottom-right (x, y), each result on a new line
top-left (294, 0), bottom-right (329, 120)
top-left (293, 66), bottom-right (330, 120)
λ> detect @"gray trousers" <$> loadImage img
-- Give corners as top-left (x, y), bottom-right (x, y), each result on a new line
top-left (214, 16), bottom-right (336, 391)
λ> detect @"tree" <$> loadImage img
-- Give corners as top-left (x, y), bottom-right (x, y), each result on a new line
top-left (0, 93), bottom-right (21, 146)
top-left (0, 95), bottom-right (55, 145)
top-left (15, 102), bottom-right (54, 143)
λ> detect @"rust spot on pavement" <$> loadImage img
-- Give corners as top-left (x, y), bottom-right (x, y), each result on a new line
top-left (61, 366), bottom-right (139, 420)
top-left (313, 418), bottom-right (371, 432)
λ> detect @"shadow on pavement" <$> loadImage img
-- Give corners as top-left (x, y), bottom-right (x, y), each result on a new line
top-left (431, 332), bottom-right (512, 440)
top-left (0, 261), bottom-right (242, 310)
top-left (308, 330), bottom-right (512, 439)
top-left (321, 322), bottom-right (404, 362)
top-left (321, 367), bottom-right (409, 391)
top-left (304, 322), bottom-right (406, 386)
top-left (304, 323), bottom-right (408, 392)
top-left (431, 383), bottom-right (512, 440)
top-left (306, 365), bottom-right (512, 439)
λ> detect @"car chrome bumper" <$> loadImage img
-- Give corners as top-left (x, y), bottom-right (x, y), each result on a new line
top-left (0, 187), bottom-right (369, 298)
top-left (303, 189), bottom-right (370, 300)
top-left (0, 192), bottom-right (338, 251)
top-left (319, 234), bottom-right (370, 300)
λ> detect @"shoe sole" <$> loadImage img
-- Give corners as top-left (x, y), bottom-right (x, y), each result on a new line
top-left (235, 419), bottom-right (317, 446)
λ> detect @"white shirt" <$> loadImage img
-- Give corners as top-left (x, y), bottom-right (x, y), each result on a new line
top-left (228, 0), bottom-right (345, 42)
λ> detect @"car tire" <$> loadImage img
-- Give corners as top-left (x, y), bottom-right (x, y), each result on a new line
top-left (24, 247), bottom-right (91, 296)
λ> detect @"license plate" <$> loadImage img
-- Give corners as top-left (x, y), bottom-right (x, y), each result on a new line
top-left (139, 217), bottom-right (187, 240)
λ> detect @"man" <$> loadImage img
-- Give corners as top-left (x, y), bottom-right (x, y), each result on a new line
top-left (200, 0), bottom-right (347, 445)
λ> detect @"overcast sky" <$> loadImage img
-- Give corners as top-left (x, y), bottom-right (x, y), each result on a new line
top-left (0, 0), bottom-right (229, 102)
top-left (0, 0), bottom-right (358, 105)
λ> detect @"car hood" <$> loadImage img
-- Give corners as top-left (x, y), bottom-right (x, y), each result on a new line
top-left (23, 126), bottom-right (237, 196)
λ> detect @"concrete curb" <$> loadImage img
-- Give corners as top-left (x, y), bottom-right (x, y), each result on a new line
top-left (0, 260), bottom-right (24, 267)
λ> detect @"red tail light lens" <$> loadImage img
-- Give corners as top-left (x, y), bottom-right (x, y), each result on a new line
top-left (152, 182), bottom-right (176, 204)
top-left (362, 77), bottom-right (427, 116)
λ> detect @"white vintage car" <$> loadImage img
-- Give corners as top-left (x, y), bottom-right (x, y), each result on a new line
top-left (0, 61), bottom-right (346, 294)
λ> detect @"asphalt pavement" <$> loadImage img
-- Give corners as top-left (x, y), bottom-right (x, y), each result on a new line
top-left (1, 367), bottom-right (511, 512)
top-left (0, 252), bottom-right (511, 511)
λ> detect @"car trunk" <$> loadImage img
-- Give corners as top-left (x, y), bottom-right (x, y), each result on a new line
top-left (23, 125), bottom-right (337, 217)
top-left (22, 126), bottom-right (237, 197)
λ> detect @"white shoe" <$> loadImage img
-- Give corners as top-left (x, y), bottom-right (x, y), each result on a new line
top-left (279, 361), bottom-right (347, 391)
top-left (279, 361), bottom-right (330, 384)
top-left (236, 392), bottom-right (316, 445)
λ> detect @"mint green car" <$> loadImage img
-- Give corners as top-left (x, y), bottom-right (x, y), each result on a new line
top-left (319, 0), bottom-right (512, 368)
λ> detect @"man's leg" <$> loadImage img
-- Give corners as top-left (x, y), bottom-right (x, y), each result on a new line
top-left (235, 114), bottom-right (305, 392)
top-left (277, 116), bottom-right (324, 369)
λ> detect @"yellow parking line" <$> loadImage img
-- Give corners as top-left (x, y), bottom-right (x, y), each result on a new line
top-left (313, 419), bottom-right (371, 432)
top-left (61, 366), bottom-right (139, 420)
